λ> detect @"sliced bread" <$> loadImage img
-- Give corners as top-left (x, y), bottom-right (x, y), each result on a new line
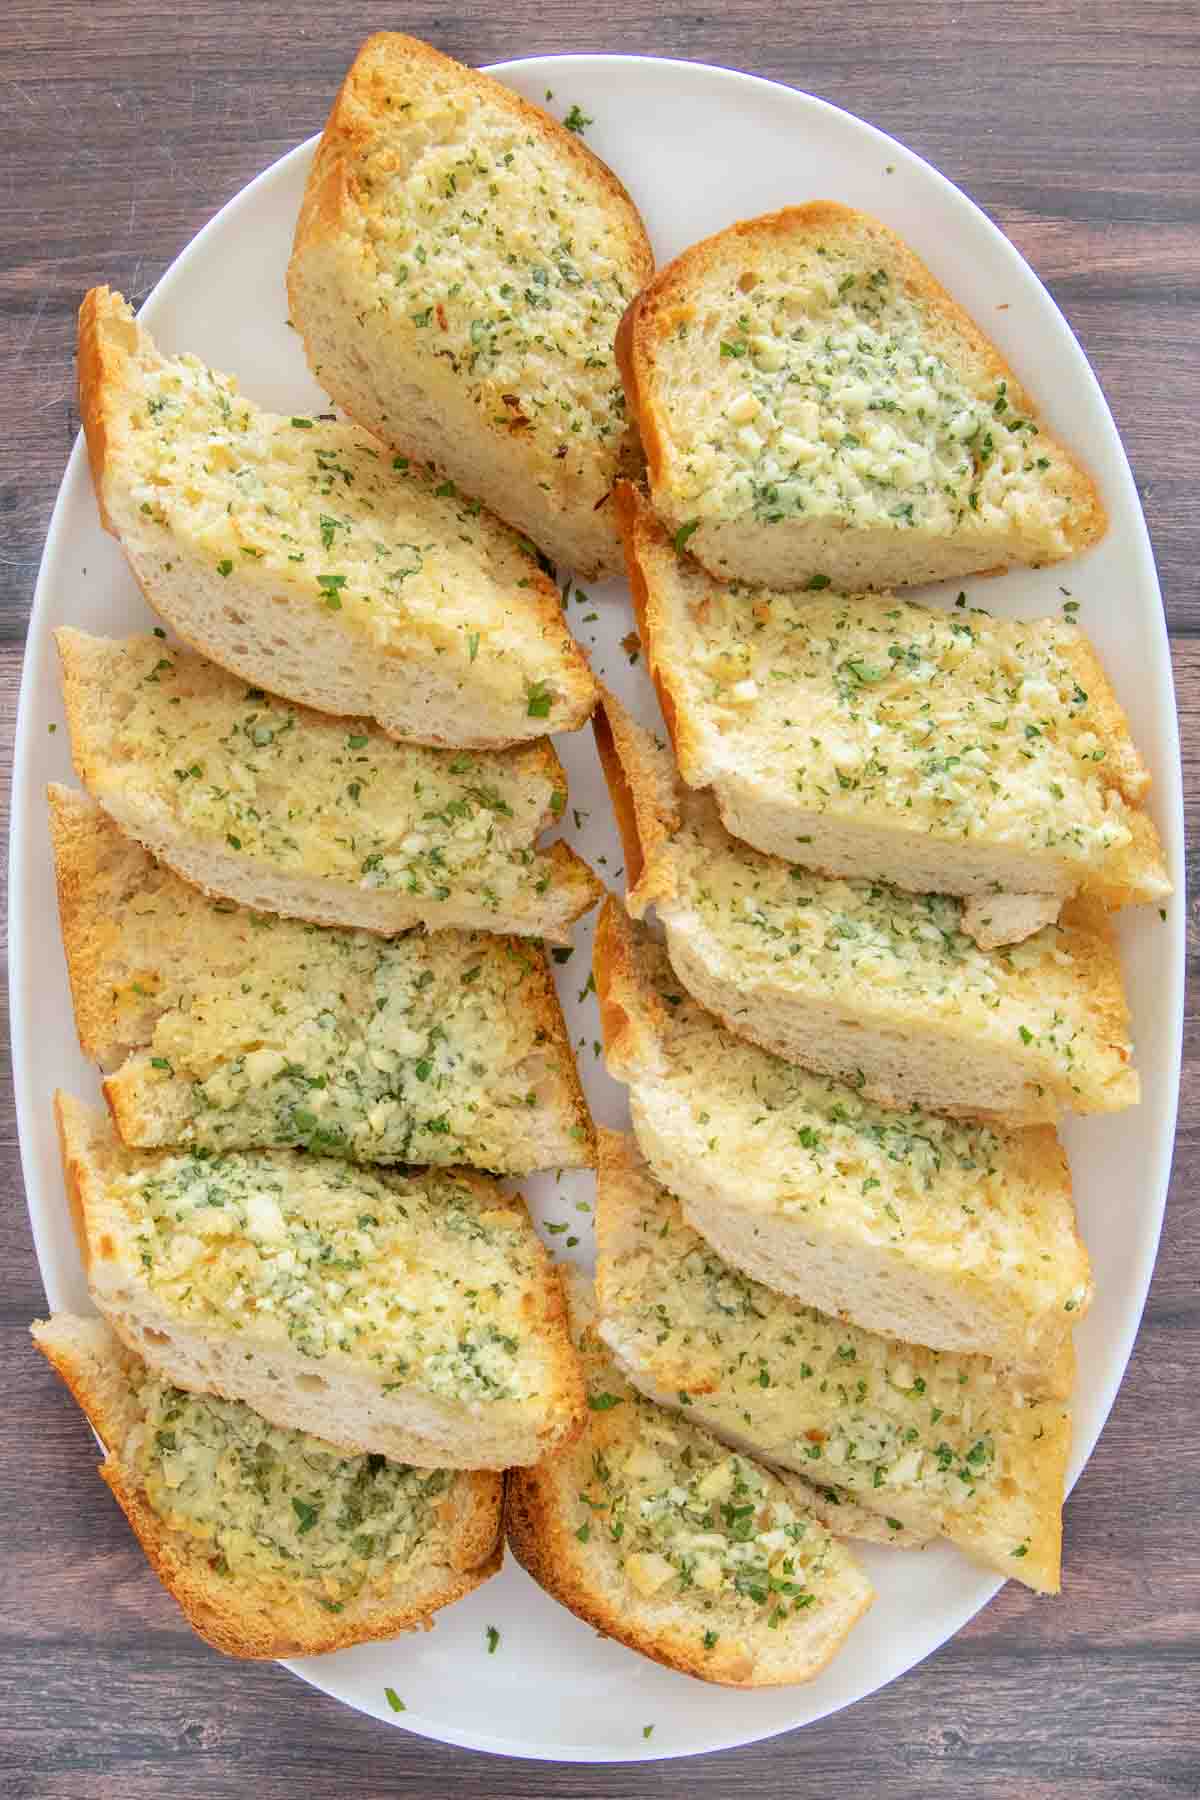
top-left (616, 483), bottom-right (1168, 921)
top-left (57, 627), bottom-right (602, 944)
top-left (506, 1269), bottom-right (872, 1686)
top-left (78, 286), bottom-right (596, 746)
top-left (594, 1132), bottom-right (1071, 1593)
top-left (50, 785), bottom-right (594, 1172)
top-left (616, 203), bottom-right (1106, 590)
top-left (594, 899), bottom-right (1089, 1389)
top-left (594, 690), bottom-right (1138, 1124)
top-left (287, 33), bottom-right (654, 578)
top-left (32, 1312), bottom-right (503, 1657)
top-left (56, 1093), bottom-right (585, 1469)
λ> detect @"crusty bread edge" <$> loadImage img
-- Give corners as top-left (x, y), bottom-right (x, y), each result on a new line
top-left (612, 482), bottom-right (707, 789)
top-left (592, 687), bottom-right (679, 916)
top-left (77, 286), bottom-right (124, 539)
top-left (48, 784), bottom-right (135, 1064)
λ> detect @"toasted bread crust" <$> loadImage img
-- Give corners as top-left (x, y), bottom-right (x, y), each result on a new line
top-left (591, 688), bottom-right (679, 916)
top-left (33, 1312), bottom-right (503, 1658)
top-left (49, 782), bottom-right (145, 1064)
top-left (612, 481), bottom-right (699, 786)
top-left (77, 286), bottom-right (124, 537)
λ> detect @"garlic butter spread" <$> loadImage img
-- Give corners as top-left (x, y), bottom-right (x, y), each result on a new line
top-left (118, 1147), bottom-right (539, 1402)
top-left (667, 791), bottom-right (1131, 1100)
top-left (577, 1357), bottom-right (840, 1639)
top-left (608, 1201), bottom-right (1048, 1536)
top-left (672, 258), bottom-right (1076, 553)
top-left (95, 634), bottom-right (565, 912)
top-left (680, 588), bottom-right (1139, 866)
top-left (136, 1374), bottom-right (455, 1603)
top-left (350, 102), bottom-right (636, 492)
top-left (630, 936), bottom-right (1084, 1305)
top-left (114, 886), bottom-right (577, 1165)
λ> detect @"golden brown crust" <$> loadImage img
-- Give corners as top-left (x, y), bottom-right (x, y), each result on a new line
top-left (506, 1464), bottom-right (772, 1687)
top-left (614, 297), bottom-right (663, 488)
top-left (620, 202), bottom-right (1108, 562)
top-left (612, 483), bottom-right (692, 780)
top-left (592, 896), bottom-right (645, 1085)
top-left (32, 1313), bottom-right (504, 1658)
top-left (591, 688), bottom-right (679, 916)
top-left (54, 1092), bottom-right (103, 1283)
top-left (76, 286), bottom-right (127, 539)
top-left (48, 782), bottom-right (150, 1064)
top-left (591, 896), bottom-right (678, 1098)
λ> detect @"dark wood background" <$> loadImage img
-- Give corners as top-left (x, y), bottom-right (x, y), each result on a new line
top-left (1, 3), bottom-right (1196, 1795)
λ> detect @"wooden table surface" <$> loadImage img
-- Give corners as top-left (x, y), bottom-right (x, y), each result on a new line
top-left (2, 4), bottom-right (1197, 1794)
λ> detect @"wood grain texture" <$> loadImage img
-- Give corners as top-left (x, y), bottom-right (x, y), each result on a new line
top-left (1, 3), bottom-right (1197, 1795)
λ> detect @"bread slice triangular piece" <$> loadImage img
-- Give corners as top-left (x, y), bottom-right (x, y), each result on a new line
top-left (616, 483), bottom-right (1168, 928)
top-left (594, 899), bottom-right (1088, 1391)
top-left (287, 33), bottom-right (654, 578)
top-left (78, 286), bottom-right (597, 746)
top-left (616, 203), bottom-right (1107, 591)
top-left (32, 1312), bottom-right (503, 1656)
top-left (594, 1132), bottom-right (1070, 1594)
top-left (50, 786), bottom-right (594, 1172)
top-left (57, 628), bottom-right (602, 944)
top-left (57, 1093), bottom-right (585, 1470)
top-left (506, 1269), bottom-right (872, 1686)
top-left (594, 691), bottom-right (1138, 1124)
